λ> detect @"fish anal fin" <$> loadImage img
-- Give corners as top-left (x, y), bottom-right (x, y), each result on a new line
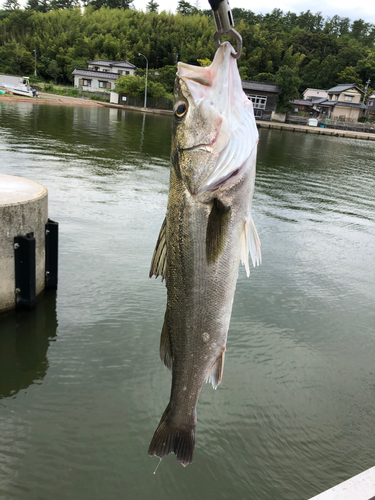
top-left (160, 314), bottom-right (173, 371)
top-left (150, 217), bottom-right (167, 283)
top-left (240, 217), bottom-right (261, 277)
top-left (205, 349), bottom-right (225, 390)
top-left (206, 198), bottom-right (231, 265)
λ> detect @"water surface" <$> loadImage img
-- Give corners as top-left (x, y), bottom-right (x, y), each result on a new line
top-left (0, 101), bottom-right (375, 500)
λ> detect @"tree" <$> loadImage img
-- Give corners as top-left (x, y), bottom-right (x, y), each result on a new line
top-left (337, 66), bottom-right (362, 86)
top-left (197, 58), bottom-right (211, 67)
top-left (146, 0), bottom-right (158, 12)
top-left (232, 8), bottom-right (259, 25)
top-left (356, 58), bottom-right (375, 84)
top-left (351, 19), bottom-right (372, 44)
top-left (324, 15), bottom-right (350, 36)
top-left (86, 0), bottom-right (133, 8)
top-left (177, 1), bottom-right (196, 16)
top-left (50, 0), bottom-right (79, 8)
top-left (275, 65), bottom-right (302, 112)
top-left (2, 0), bottom-right (20, 10)
top-left (115, 74), bottom-right (168, 99)
top-left (26, 0), bottom-right (51, 11)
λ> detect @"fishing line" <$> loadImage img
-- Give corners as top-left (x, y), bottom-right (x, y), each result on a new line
top-left (153, 458), bottom-right (162, 475)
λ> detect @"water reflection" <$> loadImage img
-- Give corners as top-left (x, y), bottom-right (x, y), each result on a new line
top-left (0, 289), bottom-right (58, 399)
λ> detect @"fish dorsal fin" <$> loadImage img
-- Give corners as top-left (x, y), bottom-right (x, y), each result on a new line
top-left (205, 349), bottom-right (225, 390)
top-left (160, 314), bottom-right (173, 371)
top-left (240, 217), bottom-right (262, 277)
top-left (150, 217), bottom-right (167, 283)
top-left (206, 198), bottom-right (231, 264)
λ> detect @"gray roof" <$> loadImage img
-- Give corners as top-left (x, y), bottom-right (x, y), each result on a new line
top-left (72, 68), bottom-right (119, 80)
top-left (313, 99), bottom-right (366, 109)
top-left (310, 96), bottom-right (326, 103)
top-left (87, 59), bottom-right (136, 69)
top-left (328, 83), bottom-right (364, 94)
top-left (313, 97), bottom-right (330, 105)
top-left (335, 101), bottom-right (367, 109)
top-left (291, 99), bottom-right (312, 106)
top-left (315, 100), bottom-right (335, 107)
top-left (241, 80), bottom-right (281, 94)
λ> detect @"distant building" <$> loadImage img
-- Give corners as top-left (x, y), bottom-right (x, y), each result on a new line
top-left (302, 88), bottom-right (328, 101)
top-left (290, 99), bottom-right (314, 114)
top-left (241, 81), bottom-right (281, 119)
top-left (72, 60), bottom-right (136, 92)
top-left (312, 84), bottom-right (366, 120)
top-left (367, 92), bottom-right (375, 116)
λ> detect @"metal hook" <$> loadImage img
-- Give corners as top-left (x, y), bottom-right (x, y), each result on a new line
top-left (214, 28), bottom-right (243, 59)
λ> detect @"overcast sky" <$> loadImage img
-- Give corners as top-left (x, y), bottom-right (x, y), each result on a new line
top-left (132, 0), bottom-right (375, 25)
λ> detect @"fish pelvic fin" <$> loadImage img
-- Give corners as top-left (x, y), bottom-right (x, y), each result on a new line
top-left (160, 313), bottom-right (173, 371)
top-left (205, 349), bottom-right (225, 390)
top-left (150, 217), bottom-right (167, 283)
top-left (240, 217), bottom-right (261, 278)
top-left (206, 198), bottom-right (231, 265)
top-left (148, 403), bottom-right (195, 467)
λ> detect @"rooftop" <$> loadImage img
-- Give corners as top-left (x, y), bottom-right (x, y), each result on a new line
top-left (241, 80), bottom-right (281, 94)
top-left (313, 99), bottom-right (366, 109)
top-left (328, 83), bottom-right (364, 94)
top-left (291, 99), bottom-right (313, 106)
top-left (87, 59), bottom-right (136, 69)
top-left (303, 88), bottom-right (328, 92)
top-left (72, 68), bottom-right (120, 80)
top-left (335, 101), bottom-right (367, 109)
top-left (312, 97), bottom-right (330, 105)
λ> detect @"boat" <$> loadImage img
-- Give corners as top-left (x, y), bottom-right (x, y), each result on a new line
top-left (1, 77), bottom-right (38, 98)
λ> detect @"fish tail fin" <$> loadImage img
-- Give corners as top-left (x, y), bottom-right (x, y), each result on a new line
top-left (148, 403), bottom-right (195, 467)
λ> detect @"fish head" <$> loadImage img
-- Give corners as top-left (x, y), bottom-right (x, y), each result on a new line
top-left (173, 42), bottom-right (258, 200)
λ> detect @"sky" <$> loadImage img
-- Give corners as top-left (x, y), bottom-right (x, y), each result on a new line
top-left (132, 0), bottom-right (375, 25)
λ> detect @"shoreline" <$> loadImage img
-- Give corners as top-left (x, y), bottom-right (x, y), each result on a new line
top-left (2, 94), bottom-right (374, 141)
top-left (0, 93), bottom-right (101, 107)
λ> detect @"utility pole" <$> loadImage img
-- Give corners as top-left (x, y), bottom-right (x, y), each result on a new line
top-left (32, 49), bottom-right (37, 78)
top-left (138, 53), bottom-right (148, 109)
top-left (364, 78), bottom-right (371, 116)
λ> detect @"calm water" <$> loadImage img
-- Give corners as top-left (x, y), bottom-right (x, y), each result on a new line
top-left (0, 101), bottom-right (375, 500)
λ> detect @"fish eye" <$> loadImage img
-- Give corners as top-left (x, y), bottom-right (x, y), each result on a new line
top-left (175, 102), bottom-right (188, 120)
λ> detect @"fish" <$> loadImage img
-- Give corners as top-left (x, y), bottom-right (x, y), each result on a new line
top-left (148, 41), bottom-right (261, 467)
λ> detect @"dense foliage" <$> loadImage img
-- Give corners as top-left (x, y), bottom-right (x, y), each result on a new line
top-left (0, 4), bottom-right (374, 109)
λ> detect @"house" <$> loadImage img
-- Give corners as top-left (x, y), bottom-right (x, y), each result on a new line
top-left (302, 88), bottom-right (328, 101)
top-left (312, 83), bottom-right (366, 120)
top-left (241, 81), bottom-right (281, 119)
top-left (290, 99), bottom-right (314, 114)
top-left (72, 60), bottom-right (136, 92)
top-left (367, 92), bottom-right (375, 116)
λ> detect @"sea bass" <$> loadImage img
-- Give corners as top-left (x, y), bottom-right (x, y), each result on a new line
top-left (148, 41), bottom-right (261, 467)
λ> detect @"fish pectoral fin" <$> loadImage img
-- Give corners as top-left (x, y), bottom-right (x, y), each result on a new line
top-left (160, 314), bottom-right (173, 371)
top-left (205, 349), bottom-right (225, 390)
top-left (206, 198), bottom-right (231, 264)
top-left (149, 217), bottom-right (167, 283)
top-left (240, 217), bottom-right (262, 277)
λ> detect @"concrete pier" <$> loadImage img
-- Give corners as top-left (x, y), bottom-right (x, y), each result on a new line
top-left (257, 120), bottom-right (375, 141)
top-left (0, 174), bottom-right (48, 313)
top-left (309, 465), bottom-right (375, 499)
